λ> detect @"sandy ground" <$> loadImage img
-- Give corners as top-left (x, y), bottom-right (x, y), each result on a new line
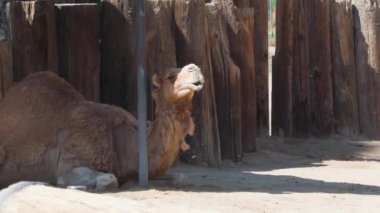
top-left (1, 137), bottom-right (380, 212)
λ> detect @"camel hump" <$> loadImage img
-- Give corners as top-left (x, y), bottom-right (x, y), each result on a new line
top-left (18, 71), bottom-right (84, 101)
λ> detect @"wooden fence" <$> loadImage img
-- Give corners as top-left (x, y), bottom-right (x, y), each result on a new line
top-left (0, 0), bottom-right (268, 165)
top-left (273, 0), bottom-right (380, 139)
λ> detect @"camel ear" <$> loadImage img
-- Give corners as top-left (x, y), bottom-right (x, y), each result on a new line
top-left (152, 74), bottom-right (161, 87)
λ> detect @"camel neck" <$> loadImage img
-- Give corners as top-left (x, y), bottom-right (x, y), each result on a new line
top-left (146, 98), bottom-right (193, 177)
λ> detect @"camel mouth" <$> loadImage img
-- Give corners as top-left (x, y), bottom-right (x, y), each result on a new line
top-left (192, 81), bottom-right (203, 87)
top-left (192, 81), bottom-right (204, 90)
top-left (188, 81), bottom-right (204, 91)
top-left (177, 80), bottom-right (204, 92)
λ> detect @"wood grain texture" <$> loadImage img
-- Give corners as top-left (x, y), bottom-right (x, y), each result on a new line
top-left (272, 0), bottom-right (295, 137)
top-left (229, 8), bottom-right (255, 153)
top-left (352, 0), bottom-right (380, 138)
top-left (7, 0), bottom-right (58, 81)
top-left (273, 0), bottom-right (335, 137)
top-left (235, 0), bottom-right (269, 138)
top-left (207, 2), bottom-right (242, 161)
top-left (101, 0), bottom-right (136, 110)
top-left (252, 0), bottom-right (269, 137)
top-left (0, 42), bottom-right (12, 101)
top-left (330, 0), bottom-right (359, 136)
top-left (56, 3), bottom-right (100, 101)
top-left (307, 0), bottom-right (334, 136)
top-left (291, 0), bottom-right (311, 137)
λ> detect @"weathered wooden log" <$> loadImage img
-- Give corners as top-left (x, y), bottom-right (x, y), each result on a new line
top-left (56, 3), bottom-right (100, 101)
top-left (352, 0), bottom-right (380, 138)
top-left (233, 0), bottom-right (251, 7)
top-left (307, 0), bottom-right (334, 136)
top-left (146, 0), bottom-right (176, 74)
top-left (6, 0), bottom-right (58, 81)
top-left (330, 0), bottom-right (359, 136)
top-left (101, 0), bottom-right (136, 112)
top-left (252, 0), bottom-right (269, 137)
top-left (291, 0), bottom-right (311, 137)
top-left (0, 0), bottom-right (9, 42)
top-left (272, 0), bottom-right (295, 137)
top-left (206, 2), bottom-right (242, 162)
top-left (235, 0), bottom-right (269, 138)
top-left (0, 42), bottom-right (12, 101)
top-left (273, 0), bottom-right (334, 137)
top-left (175, 0), bottom-right (221, 166)
top-left (228, 8), bottom-right (254, 153)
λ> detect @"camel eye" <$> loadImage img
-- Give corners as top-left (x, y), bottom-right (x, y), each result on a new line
top-left (166, 73), bottom-right (177, 82)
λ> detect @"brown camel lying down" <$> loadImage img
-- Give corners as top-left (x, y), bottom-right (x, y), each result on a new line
top-left (0, 64), bottom-right (204, 190)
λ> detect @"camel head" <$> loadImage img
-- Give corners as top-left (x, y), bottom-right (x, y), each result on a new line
top-left (152, 64), bottom-right (204, 105)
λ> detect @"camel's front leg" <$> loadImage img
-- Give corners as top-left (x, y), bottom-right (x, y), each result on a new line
top-left (57, 167), bottom-right (118, 192)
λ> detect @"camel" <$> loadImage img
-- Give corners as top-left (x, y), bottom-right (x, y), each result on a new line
top-left (0, 64), bottom-right (204, 190)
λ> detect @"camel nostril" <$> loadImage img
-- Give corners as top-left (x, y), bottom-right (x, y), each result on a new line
top-left (193, 81), bottom-right (202, 86)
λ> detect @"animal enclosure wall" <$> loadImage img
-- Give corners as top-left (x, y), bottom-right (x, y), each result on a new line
top-left (0, 0), bottom-right (268, 165)
top-left (273, 0), bottom-right (380, 139)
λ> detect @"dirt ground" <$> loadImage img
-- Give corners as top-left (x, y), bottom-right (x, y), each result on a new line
top-left (1, 136), bottom-right (380, 212)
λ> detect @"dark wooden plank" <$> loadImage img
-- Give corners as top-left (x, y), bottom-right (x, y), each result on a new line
top-left (0, 1), bottom-right (9, 42)
top-left (292, 0), bottom-right (311, 137)
top-left (352, 0), bottom-right (380, 138)
top-left (272, 0), bottom-right (295, 137)
top-left (228, 8), bottom-right (255, 153)
top-left (101, 0), bottom-right (136, 113)
top-left (175, 0), bottom-right (221, 166)
top-left (252, 0), bottom-right (269, 137)
top-left (235, 0), bottom-right (269, 138)
top-left (0, 42), bottom-right (12, 101)
top-left (146, 0), bottom-right (177, 74)
top-left (274, 0), bottom-right (335, 137)
top-left (206, 2), bottom-right (242, 162)
top-left (56, 3), bottom-right (100, 101)
top-left (307, 0), bottom-right (334, 136)
top-left (7, 0), bottom-right (58, 81)
top-left (233, 0), bottom-right (251, 7)
top-left (330, 0), bottom-right (359, 136)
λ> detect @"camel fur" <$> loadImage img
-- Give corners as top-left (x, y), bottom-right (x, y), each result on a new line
top-left (0, 64), bottom-right (204, 189)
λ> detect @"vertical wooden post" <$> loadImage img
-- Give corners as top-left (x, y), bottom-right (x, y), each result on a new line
top-left (307, 0), bottom-right (334, 136)
top-left (146, 0), bottom-right (177, 74)
top-left (252, 0), bottom-right (269, 138)
top-left (330, 0), bottom-right (359, 136)
top-left (7, 0), bottom-right (58, 81)
top-left (272, 0), bottom-right (295, 137)
top-left (101, 0), bottom-right (137, 113)
top-left (273, 0), bottom-right (335, 137)
top-left (175, 0), bottom-right (221, 166)
top-left (352, 0), bottom-right (380, 138)
top-left (206, 2), bottom-right (242, 162)
top-left (292, 0), bottom-right (311, 137)
top-left (0, 42), bottom-right (12, 101)
top-left (0, 0), bottom-right (12, 100)
top-left (228, 8), bottom-right (255, 153)
top-left (56, 3), bottom-right (100, 102)
top-left (236, 0), bottom-right (269, 138)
